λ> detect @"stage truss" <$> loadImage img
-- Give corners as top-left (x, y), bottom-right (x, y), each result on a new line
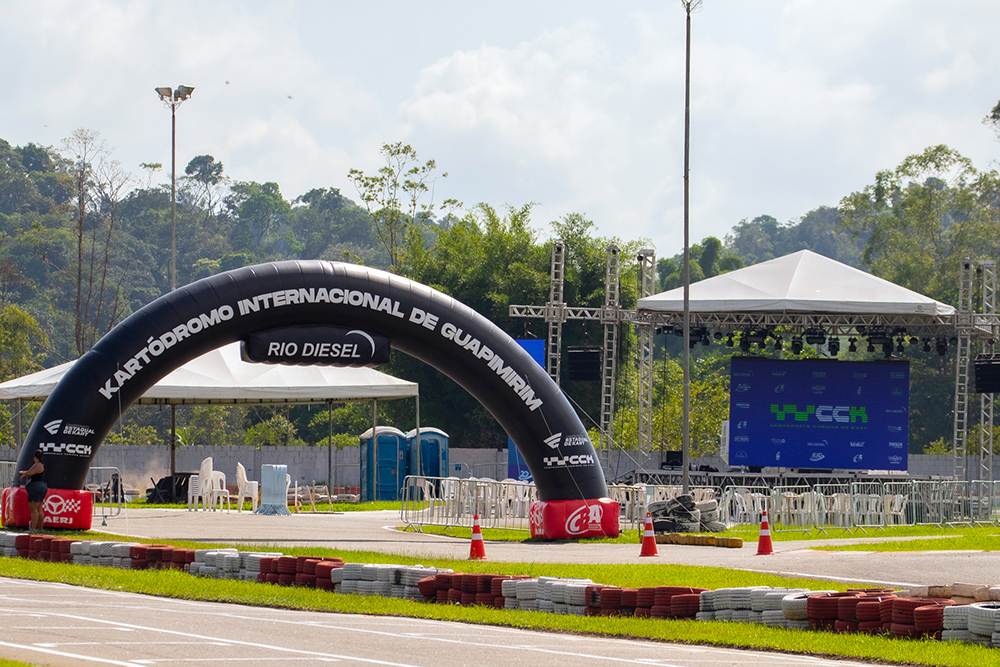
top-left (511, 246), bottom-right (998, 482)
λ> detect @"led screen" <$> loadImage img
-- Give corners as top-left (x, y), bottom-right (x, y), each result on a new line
top-left (728, 357), bottom-right (909, 470)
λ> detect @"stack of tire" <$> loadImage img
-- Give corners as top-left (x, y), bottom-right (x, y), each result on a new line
top-left (648, 495), bottom-right (725, 534)
top-left (890, 597), bottom-right (954, 639)
top-left (968, 602), bottom-right (1000, 646)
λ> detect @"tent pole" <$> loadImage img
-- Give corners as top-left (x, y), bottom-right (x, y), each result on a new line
top-left (372, 398), bottom-right (378, 502)
top-left (16, 399), bottom-right (21, 445)
top-left (414, 394), bottom-right (421, 476)
top-left (170, 405), bottom-right (177, 501)
top-left (327, 399), bottom-right (333, 490)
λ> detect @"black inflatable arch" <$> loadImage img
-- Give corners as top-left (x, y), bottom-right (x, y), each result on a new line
top-left (16, 261), bottom-right (608, 502)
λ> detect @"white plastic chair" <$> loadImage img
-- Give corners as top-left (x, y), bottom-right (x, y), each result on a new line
top-left (199, 457), bottom-right (229, 511)
top-left (235, 463), bottom-right (259, 513)
top-left (186, 474), bottom-right (202, 511)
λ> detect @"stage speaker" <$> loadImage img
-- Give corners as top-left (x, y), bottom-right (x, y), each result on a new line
top-left (974, 354), bottom-right (1000, 393)
top-left (566, 346), bottom-right (602, 382)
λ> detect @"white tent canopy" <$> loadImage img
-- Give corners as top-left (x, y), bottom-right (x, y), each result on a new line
top-left (0, 342), bottom-right (418, 404)
top-left (637, 250), bottom-right (955, 316)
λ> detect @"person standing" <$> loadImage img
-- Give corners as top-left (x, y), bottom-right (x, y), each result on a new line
top-left (18, 450), bottom-right (47, 533)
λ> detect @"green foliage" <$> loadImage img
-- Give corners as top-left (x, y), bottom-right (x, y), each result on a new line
top-left (839, 145), bottom-right (1000, 305)
top-left (348, 142), bottom-right (455, 272)
top-left (245, 413), bottom-right (306, 447)
top-left (105, 422), bottom-right (160, 447)
top-left (0, 304), bottom-right (47, 381)
top-left (725, 207), bottom-right (862, 268)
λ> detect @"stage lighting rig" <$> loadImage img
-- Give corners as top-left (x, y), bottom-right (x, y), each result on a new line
top-left (848, 337), bottom-right (857, 353)
top-left (936, 338), bottom-right (948, 355)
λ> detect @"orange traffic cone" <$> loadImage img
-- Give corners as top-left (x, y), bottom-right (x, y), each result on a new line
top-left (756, 510), bottom-right (774, 556)
top-left (469, 514), bottom-right (488, 560)
top-left (639, 512), bottom-right (659, 557)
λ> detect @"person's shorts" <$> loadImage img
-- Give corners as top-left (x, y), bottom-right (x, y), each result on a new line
top-left (26, 481), bottom-right (47, 503)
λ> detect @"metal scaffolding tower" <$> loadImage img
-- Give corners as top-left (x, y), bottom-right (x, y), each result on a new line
top-left (978, 260), bottom-right (996, 482)
top-left (545, 241), bottom-right (566, 384)
top-left (637, 250), bottom-right (656, 470)
top-left (954, 260), bottom-right (974, 480)
top-left (599, 245), bottom-right (621, 472)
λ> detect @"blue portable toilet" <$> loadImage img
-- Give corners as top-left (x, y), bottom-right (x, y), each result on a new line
top-left (359, 426), bottom-right (407, 501)
top-left (405, 427), bottom-right (449, 478)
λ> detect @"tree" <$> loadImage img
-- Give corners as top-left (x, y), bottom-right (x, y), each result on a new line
top-left (183, 155), bottom-right (228, 218)
top-left (0, 304), bottom-right (47, 382)
top-left (58, 129), bottom-right (133, 355)
top-left (347, 142), bottom-right (455, 272)
top-left (224, 181), bottom-right (292, 255)
top-left (985, 100), bottom-right (1000, 141)
top-left (839, 144), bottom-right (1000, 304)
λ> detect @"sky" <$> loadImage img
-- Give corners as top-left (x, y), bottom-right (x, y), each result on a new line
top-left (2, 0), bottom-right (999, 258)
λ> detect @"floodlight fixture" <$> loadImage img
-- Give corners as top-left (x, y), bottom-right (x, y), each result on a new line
top-left (804, 328), bottom-right (826, 345)
top-left (883, 341), bottom-right (894, 358)
top-left (923, 338), bottom-right (932, 353)
top-left (773, 336), bottom-right (783, 351)
top-left (936, 338), bottom-right (948, 355)
top-left (827, 337), bottom-right (840, 356)
top-left (790, 336), bottom-right (804, 355)
top-left (155, 84), bottom-right (195, 292)
top-left (896, 338), bottom-right (905, 354)
top-left (740, 336), bottom-right (750, 353)
top-left (867, 341), bottom-right (876, 353)
top-left (713, 331), bottom-right (723, 341)
top-left (847, 337), bottom-right (857, 353)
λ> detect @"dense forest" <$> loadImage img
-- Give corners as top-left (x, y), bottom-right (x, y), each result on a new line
top-left (1, 108), bottom-right (999, 461)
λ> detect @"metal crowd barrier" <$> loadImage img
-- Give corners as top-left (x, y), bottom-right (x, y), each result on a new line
top-left (0, 462), bottom-right (14, 490)
top-left (86, 466), bottom-right (123, 525)
top-left (399, 476), bottom-right (537, 530)
top-left (402, 474), bottom-right (1000, 534)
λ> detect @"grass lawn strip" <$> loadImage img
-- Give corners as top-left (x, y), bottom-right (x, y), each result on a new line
top-left (0, 536), bottom-right (992, 667)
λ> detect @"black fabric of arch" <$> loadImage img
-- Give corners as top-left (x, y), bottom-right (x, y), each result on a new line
top-left (15, 261), bottom-right (608, 502)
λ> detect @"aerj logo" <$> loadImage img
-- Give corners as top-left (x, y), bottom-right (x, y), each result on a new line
top-left (770, 405), bottom-right (868, 423)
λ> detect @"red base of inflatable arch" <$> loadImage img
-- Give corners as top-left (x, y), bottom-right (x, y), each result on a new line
top-left (1, 487), bottom-right (93, 530)
top-left (529, 498), bottom-right (619, 539)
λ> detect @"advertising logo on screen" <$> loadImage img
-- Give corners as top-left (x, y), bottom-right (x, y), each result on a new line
top-left (728, 358), bottom-right (909, 471)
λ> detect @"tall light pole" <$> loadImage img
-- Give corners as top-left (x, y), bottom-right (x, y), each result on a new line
top-left (155, 85), bottom-right (194, 292)
top-left (155, 86), bottom-right (193, 494)
top-left (680, 0), bottom-right (701, 494)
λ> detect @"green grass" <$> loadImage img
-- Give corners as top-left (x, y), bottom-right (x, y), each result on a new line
top-left (0, 554), bottom-right (991, 667)
top-left (818, 530), bottom-right (1000, 552)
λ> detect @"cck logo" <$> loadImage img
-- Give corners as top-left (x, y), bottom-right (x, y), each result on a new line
top-left (771, 405), bottom-right (868, 423)
top-left (44, 420), bottom-right (63, 435)
top-left (542, 454), bottom-right (595, 468)
top-left (38, 442), bottom-right (92, 456)
top-left (544, 433), bottom-right (562, 450)
top-left (809, 452), bottom-right (826, 462)
top-left (565, 504), bottom-right (604, 536)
